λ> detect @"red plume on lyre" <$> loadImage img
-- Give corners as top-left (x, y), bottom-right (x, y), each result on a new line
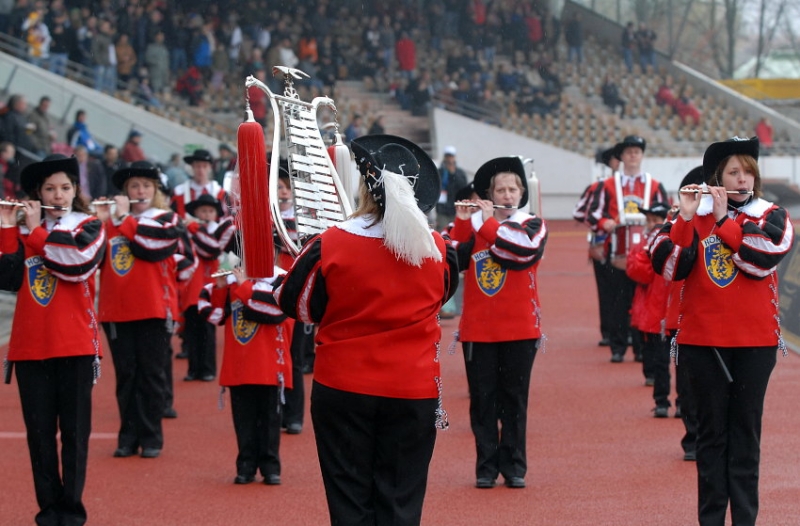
top-left (237, 109), bottom-right (273, 278)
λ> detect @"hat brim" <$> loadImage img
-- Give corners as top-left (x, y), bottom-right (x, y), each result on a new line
top-left (473, 156), bottom-right (529, 208)
top-left (112, 166), bottom-right (161, 190)
top-left (702, 137), bottom-right (759, 181)
top-left (679, 166), bottom-right (705, 188)
top-left (351, 134), bottom-right (440, 214)
top-left (21, 157), bottom-right (80, 196)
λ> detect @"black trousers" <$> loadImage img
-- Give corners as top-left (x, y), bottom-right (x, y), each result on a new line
top-left (16, 355), bottom-right (94, 526)
top-left (592, 258), bottom-right (614, 340)
top-left (311, 382), bottom-right (437, 526)
top-left (605, 263), bottom-right (636, 357)
top-left (229, 385), bottom-right (281, 478)
top-left (643, 331), bottom-right (671, 406)
top-left (680, 345), bottom-right (776, 526)
top-left (283, 322), bottom-right (312, 426)
top-left (104, 319), bottom-right (169, 450)
top-left (183, 305), bottom-right (217, 378)
top-left (463, 339), bottom-right (538, 480)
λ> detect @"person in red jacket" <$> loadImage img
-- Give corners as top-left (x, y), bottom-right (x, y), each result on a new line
top-left (451, 156), bottom-right (548, 490)
top-left (625, 201), bottom-right (672, 415)
top-left (1, 154), bottom-right (106, 526)
top-left (95, 161), bottom-right (195, 459)
top-left (276, 134), bottom-right (458, 526)
top-left (199, 266), bottom-right (293, 485)
top-left (651, 137), bottom-right (793, 525)
top-left (180, 194), bottom-right (235, 382)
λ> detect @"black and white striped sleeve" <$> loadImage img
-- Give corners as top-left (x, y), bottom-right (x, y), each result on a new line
top-left (274, 235), bottom-right (327, 324)
top-left (490, 216), bottom-right (548, 270)
top-left (127, 211), bottom-right (180, 262)
top-left (43, 217), bottom-right (106, 282)
top-left (650, 220), bottom-right (698, 282)
top-left (734, 207), bottom-right (794, 278)
top-left (243, 277), bottom-right (288, 325)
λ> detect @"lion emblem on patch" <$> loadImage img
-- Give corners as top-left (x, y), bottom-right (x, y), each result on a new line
top-left (110, 236), bottom-right (134, 276)
top-left (26, 256), bottom-right (56, 306)
top-left (231, 300), bottom-right (258, 344)
top-left (703, 235), bottom-right (737, 287)
top-left (473, 250), bottom-right (506, 297)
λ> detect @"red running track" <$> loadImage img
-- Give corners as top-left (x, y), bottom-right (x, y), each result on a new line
top-left (2, 220), bottom-right (799, 525)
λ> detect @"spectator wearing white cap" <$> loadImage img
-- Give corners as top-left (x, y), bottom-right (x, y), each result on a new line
top-left (435, 145), bottom-right (468, 231)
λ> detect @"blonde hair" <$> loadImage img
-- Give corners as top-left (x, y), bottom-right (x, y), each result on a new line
top-left (488, 172), bottom-right (525, 199)
top-left (122, 178), bottom-right (169, 210)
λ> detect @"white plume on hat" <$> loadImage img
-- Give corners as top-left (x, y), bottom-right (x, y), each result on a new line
top-left (381, 168), bottom-right (442, 267)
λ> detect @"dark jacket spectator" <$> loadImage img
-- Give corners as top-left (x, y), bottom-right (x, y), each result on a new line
top-left (26, 96), bottom-right (52, 156)
top-left (0, 94), bottom-right (36, 153)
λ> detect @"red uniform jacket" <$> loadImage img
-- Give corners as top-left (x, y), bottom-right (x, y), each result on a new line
top-left (626, 228), bottom-right (669, 334)
top-left (450, 210), bottom-right (548, 343)
top-left (199, 270), bottom-right (293, 388)
top-left (276, 216), bottom-right (458, 399)
top-left (3, 213), bottom-right (106, 361)
top-left (98, 208), bottom-right (192, 323)
top-left (170, 180), bottom-right (230, 219)
top-left (651, 195), bottom-right (793, 348)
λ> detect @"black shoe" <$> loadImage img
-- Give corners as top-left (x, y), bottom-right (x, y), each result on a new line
top-left (234, 474), bottom-right (255, 485)
top-left (644, 377), bottom-right (655, 387)
top-left (301, 364), bottom-right (314, 374)
top-left (285, 423), bottom-right (302, 435)
top-left (610, 353), bottom-right (624, 363)
top-left (201, 374), bottom-right (215, 382)
top-left (504, 477), bottom-right (526, 489)
top-left (598, 338), bottom-right (610, 346)
top-left (264, 474), bottom-right (281, 485)
top-left (163, 407), bottom-right (178, 419)
top-left (475, 477), bottom-right (496, 489)
top-left (674, 405), bottom-right (682, 419)
top-left (653, 406), bottom-right (669, 418)
top-left (113, 446), bottom-right (136, 458)
top-left (141, 448), bottom-right (161, 458)
top-left (183, 374), bottom-right (197, 381)
top-left (175, 351), bottom-right (188, 359)
top-left (634, 353), bottom-right (644, 362)
top-left (683, 450), bottom-right (697, 461)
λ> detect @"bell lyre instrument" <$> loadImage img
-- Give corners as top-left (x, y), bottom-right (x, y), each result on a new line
top-left (245, 67), bottom-right (353, 257)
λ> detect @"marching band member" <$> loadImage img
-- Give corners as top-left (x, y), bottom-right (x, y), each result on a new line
top-left (170, 148), bottom-right (231, 219)
top-left (451, 156), bottom-right (548, 490)
top-left (585, 135), bottom-right (669, 363)
top-left (575, 144), bottom-right (622, 346)
top-left (275, 166), bottom-right (312, 434)
top-left (276, 135), bottom-right (458, 526)
top-left (1, 154), bottom-right (106, 526)
top-left (95, 161), bottom-right (194, 459)
top-left (181, 194), bottom-right (235, 382)
top-left (199, 267), bottom-right (293, 485)
top-left (651, 137), bottom-right (793, 525)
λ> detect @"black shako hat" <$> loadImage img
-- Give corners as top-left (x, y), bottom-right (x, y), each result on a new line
top-left (21, 154), bottom-right (80, 196)
top-left (350, 134), bottom-right (439, 214)
top-left (473, 156), bottom-right (529, 208)
top-left (619, 135), bottom-right (647, 153)
top-left (183, 148), bottom-right (214, 165)
top-left (679, 166), bottom-right (705, 188)
top-left (595, 144), bottom-right (622, 167)
top-left (185, 193), bottom-right (223, 218)
top-left (112, 160), bottom-right (161, 190)
top-left (639, 201), bottom-right (671, 219)
top-left (702, 136), bottom-right (759, 181)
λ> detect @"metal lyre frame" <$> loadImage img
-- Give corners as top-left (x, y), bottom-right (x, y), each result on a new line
top-left (245, 67), bottom-right (353, 256)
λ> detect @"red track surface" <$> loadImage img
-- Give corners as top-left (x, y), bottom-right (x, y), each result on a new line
top-left (2, 220), bottom-right (799, 525)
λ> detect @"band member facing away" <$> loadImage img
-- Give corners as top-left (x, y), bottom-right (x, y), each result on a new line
top-left (651, 137), bottom-right (793, 525)
top-left (574, 143), bottom-right (622, 346)
top-left (276, 134), bottom-right (458, 526)
top-left (0, 154), bottom-right (106, 526)
top-left (451, 156), bottom-right (548, 490)
top-left (585, 135), bottom-right (669, 363)
top-left (95, 161), bottom-right (195, 459)
top-left (199, 267), bottom-right (293, 485)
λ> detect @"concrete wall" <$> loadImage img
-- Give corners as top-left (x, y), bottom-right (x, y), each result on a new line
top-left (431, 107), bottom-right (800, 219)
top-left (1, 51), bottom-right (227, 164)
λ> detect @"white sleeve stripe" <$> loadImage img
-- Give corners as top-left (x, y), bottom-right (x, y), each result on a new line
top-left (246, 300), bottom-right (283, 315)
top-left (45, 230), bottom-right (105, 266)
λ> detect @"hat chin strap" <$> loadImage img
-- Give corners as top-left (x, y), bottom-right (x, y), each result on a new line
top-left (381, 169), bottom-right (442, 267)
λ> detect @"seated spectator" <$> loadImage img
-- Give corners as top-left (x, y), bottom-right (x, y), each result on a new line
top-left (654, 76), bottom-right (676, 108)
top-left (1, 141), bottom-right (19, 198)
top-left (495, 63), bottom-right (520, 94)
top-left (121, 130), bottom-right (146, 163)
top-left (66, 109), bottom-right (103, 157)
top-left (673, 86), bottom-right (701, 126)
top-left (0, 94), bottom-right (36, 154)
top-left (754, 117), bottom-right (774, 155)
top-left (344, 113), bottom-right (364, 144)
top-left (533, 53), bottom-right (562, 95)
top-left (600, 74), bottom-right (627, 118)
top-left (176, 66), bottom-right (204, 107)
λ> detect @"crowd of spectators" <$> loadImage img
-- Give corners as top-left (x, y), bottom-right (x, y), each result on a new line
top-left (654, 75), bottom-right (702, 126)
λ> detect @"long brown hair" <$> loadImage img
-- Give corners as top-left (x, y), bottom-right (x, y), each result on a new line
top-left (33, 172), bottom-right (91, 214)
top-left (351, 179), bottom-right (383, 225)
